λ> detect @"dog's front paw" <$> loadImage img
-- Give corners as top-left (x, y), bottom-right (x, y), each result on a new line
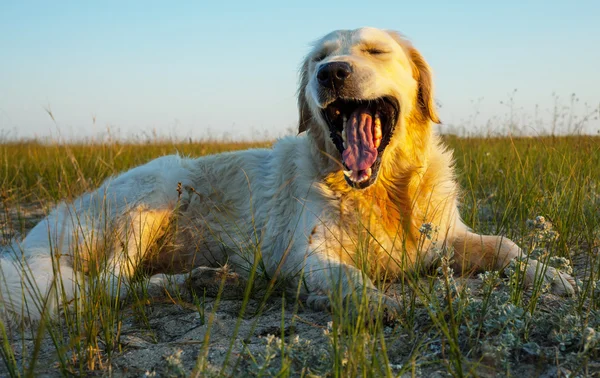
top-left (524, 260), bottom-right (576, 296)
top-left (354, 291), bottom-right (401, 323)
top-left (543, 266), bottom-right (576, 296)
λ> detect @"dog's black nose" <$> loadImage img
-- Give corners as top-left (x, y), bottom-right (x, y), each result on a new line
top-left (317, 62), bottom-right (352, 90)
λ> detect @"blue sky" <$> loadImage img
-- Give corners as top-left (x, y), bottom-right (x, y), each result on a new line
top-left (1, 1), bottom-right (599, 139)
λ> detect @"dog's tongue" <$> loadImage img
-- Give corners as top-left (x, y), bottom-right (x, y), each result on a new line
top-left (342, 107), bottom-right (378, 171)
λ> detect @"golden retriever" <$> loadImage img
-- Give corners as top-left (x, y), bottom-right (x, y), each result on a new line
top-left (1, 27), bottom-right (575, 322)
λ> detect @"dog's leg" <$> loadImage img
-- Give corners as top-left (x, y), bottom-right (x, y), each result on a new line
top-left (96, 207), bottom-right (173, 300)
top-left (295, 252), bottom-right (401, 319)
top-left (450, 230), bottom-right (576, 295)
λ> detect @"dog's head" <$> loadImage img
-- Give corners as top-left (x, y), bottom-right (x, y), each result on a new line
top-left (298, 27), bottom-right (440, 189)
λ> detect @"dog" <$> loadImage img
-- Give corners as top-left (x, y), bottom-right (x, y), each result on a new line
top-left (0, 27), bottom-right (575, 322)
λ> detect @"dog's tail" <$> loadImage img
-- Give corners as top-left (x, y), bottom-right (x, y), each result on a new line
top-left (0, 253), bottom-right (77, 323)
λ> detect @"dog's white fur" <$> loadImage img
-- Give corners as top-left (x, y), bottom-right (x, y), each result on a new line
top-left (1, 28), bottom-right (575, 322)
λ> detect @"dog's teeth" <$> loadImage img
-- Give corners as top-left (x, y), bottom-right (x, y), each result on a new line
top-left (358, 169), bottom-right (372, 183)
top-left (343, 170), bottom-right (352, 177)
top-left (374, 115), bottom-right (382, 148)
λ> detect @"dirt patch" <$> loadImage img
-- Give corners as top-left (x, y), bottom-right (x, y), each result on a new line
top-left (1, 292), bottom-right (333, 376)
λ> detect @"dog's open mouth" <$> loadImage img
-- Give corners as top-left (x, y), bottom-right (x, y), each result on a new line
top-left (322, 97), bottom-right (399, 189)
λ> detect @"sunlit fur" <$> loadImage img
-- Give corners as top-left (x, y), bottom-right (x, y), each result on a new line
top-left (0, 28), bottom-right (575, 322)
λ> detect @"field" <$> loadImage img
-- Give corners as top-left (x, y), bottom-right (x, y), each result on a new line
top-left (0, 135), bottom-right (599, 377)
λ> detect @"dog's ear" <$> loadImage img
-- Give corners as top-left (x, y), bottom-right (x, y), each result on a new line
top-left (297, 58), bottom-right (312, 134)
top-left (387, 31), bottom-right (440, 124)
top-left (408, 46), bottom-right (440, 124)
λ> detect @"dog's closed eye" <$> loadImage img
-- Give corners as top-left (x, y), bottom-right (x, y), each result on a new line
top-left (364, 48), bottom-right (390, 55)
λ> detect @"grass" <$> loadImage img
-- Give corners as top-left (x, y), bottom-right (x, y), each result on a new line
top-left (0, 135), bottom-right (599, 377)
